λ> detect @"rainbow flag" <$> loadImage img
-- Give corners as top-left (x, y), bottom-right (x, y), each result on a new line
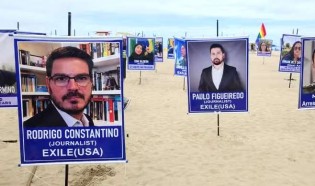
top-left (255, 23), bottom-right (267, 44)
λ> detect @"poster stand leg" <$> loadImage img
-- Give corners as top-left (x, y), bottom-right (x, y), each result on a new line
top-left (139, 71), bottom-right (142, 85)
top-left (65, 164), bottom-right (69, 186)
top-left (26, 166), bottom-right (38, 186)
top-left (217, 113), bottom-right (220, 136)
top-left (288, 73), bottom-right (295, 88)
top-left (263, 57), bottom-right (265, 64)
top-left (183, 77), bottom-right (185, 90)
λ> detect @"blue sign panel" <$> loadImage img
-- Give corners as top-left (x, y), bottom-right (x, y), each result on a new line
top-left (187, 38), bottom-right (248, 113)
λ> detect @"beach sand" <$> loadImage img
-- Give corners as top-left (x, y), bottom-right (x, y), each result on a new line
top-left (1, 51), bottom-right (315, 186)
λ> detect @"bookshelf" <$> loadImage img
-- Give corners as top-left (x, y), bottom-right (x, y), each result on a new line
top-left (19, 41), bottom-right (122, 126)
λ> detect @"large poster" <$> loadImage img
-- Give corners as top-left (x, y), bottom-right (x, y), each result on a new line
top-left (257, 38), bottom-right (272, 57)
top-left (0, 32), bottom-right (18, 107)
top-left (299, 37), bottom-right (315, 109)
top-left (0, 31), bottom-right (47, 107)
top-left (187, 38), bottom-right (248, 113)
top-left (174, 38), bottom-right (187, 76)
top-left (127, 37), bottom-right (155, 70)
top-left (154, 37), bottom-right (163, 62)
top-left (279, 34), bottom-right (302, 73)
top-left (167, 38), bottom-right (175, 59)
top-left (15, 36), bottom-right (126, 165)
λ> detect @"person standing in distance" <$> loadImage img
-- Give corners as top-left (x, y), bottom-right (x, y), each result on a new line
top-left (24, 46), bottom-right (95, 127)
top-left (198, 43), bottom-right (243, 92)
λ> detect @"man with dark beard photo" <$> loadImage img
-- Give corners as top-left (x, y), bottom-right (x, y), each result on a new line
top-left (24, 46), bottom-right (95, 127)
top-left (198, 43), bottom-right (243, 92)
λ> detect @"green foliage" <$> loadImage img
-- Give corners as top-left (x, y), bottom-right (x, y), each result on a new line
top-left (281, 49), bottom-right (289, 57)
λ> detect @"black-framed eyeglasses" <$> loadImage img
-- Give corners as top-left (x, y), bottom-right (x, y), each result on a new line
top-left (294, 47), bottom-right (301, 51)
top-left (49, 74), bottom-right (91, 87)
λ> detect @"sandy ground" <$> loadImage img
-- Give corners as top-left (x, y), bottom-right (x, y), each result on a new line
top-left (0, 51), bottom-right (315, 186)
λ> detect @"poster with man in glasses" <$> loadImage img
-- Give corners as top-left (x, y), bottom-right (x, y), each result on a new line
top-left (16, 37), bottom-right (126, 165)
top-left (279, 34), bottom-right (302, 73)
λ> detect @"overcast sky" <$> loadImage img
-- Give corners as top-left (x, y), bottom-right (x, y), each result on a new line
top-left (1, 0), bottom-right (314, 45)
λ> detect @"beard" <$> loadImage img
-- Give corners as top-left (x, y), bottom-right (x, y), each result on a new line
top-left (49, 87), bottom-right (91, 115)
top-left (212, 58), bottom-right (223, 65)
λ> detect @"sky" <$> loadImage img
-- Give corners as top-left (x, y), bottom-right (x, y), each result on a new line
top-left (1, 0), bottom-right (315, 46)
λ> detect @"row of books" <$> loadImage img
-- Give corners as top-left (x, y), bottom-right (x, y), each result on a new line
top-left (85, 95), bottom-right (122, 124)
top-left (22, 96), bottom-right (50, 117)
top-left (79, 42), bottom-right (119, 59)
top-left (21, 73), bottom-right (37, 92)
top-left (20, 70), bottom-right (120, 92)
top-left (22, 95), bottom-right (122, 125)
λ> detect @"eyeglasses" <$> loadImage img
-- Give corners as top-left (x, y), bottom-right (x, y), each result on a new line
top-left (49, 74), bottom-right (91, 87)
top-left (294, 47), bottom-right (301, 51)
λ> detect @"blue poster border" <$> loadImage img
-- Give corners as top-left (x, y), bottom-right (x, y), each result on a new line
top-left (167, 38), bottom-right (175, 59)
top-left (154, 37), bottom-right (163, 62)
top-left (14, 36), bottom-right (127, 165)
top-left (186, 37), bottom-right (249, 113)
top-left (298, 37), bottom-right (315, 109)
top-left (174, 38), bottom-right (187, 76)
top-left (278, 34), bottom-right (302, 73)
top-left (126, 36), bottom-right (156, 71)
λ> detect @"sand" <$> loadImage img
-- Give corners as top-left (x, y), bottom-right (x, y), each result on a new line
top-left (0, 51), bottom-right (315, 186)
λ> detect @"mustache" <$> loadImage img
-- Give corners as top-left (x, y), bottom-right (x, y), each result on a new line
top-left (62, 91), bottom-right (85, 101)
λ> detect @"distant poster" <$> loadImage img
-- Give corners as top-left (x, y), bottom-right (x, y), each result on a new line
top-left (174, 38), bottom-right (187, 76)
top-left (187, 38), bottom-right (248, 113)
top-left (167, 38), bottom-right (175, 59)
top-left (0, 31), bottom-right (48, 107)
top-left (127, 37), bottom-right (155, 70)
top-left (279, 34), bottom-right (302, 73)
top-left (257, 39), bottom-right (272, 57)
top-left (298, 37), bottom-right (315, 109)
top-left (15, 36), bottom-right (126, 165)
top-left (0, 32), bottom-right (18, 107)
top-left (154, 37), bottom-right (163, 62)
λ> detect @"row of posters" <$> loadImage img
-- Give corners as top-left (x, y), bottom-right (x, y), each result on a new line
top-left (0, 34), bottom-right (314, 166)
top-left (166, 36), bottom-right (314, 110)
top-left (255, 34), bottom-right (302, 73)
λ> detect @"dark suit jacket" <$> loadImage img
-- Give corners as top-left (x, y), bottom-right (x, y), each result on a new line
top-left (0, 70), bottom-right (16, 86)
top-left (198, 64), bottom-right (243, 92)
top-left (23, 103), bottom-right (95, 127)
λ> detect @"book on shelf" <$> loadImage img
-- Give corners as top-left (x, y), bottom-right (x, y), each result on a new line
top-left (79, 44), bottom-right (91, 56)
top-left (19, 50), bottom-right (30, 65)
top-left (96, 43), bottom-right (102, 58)
top-left (91, 43), bottom-right (98, 59)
